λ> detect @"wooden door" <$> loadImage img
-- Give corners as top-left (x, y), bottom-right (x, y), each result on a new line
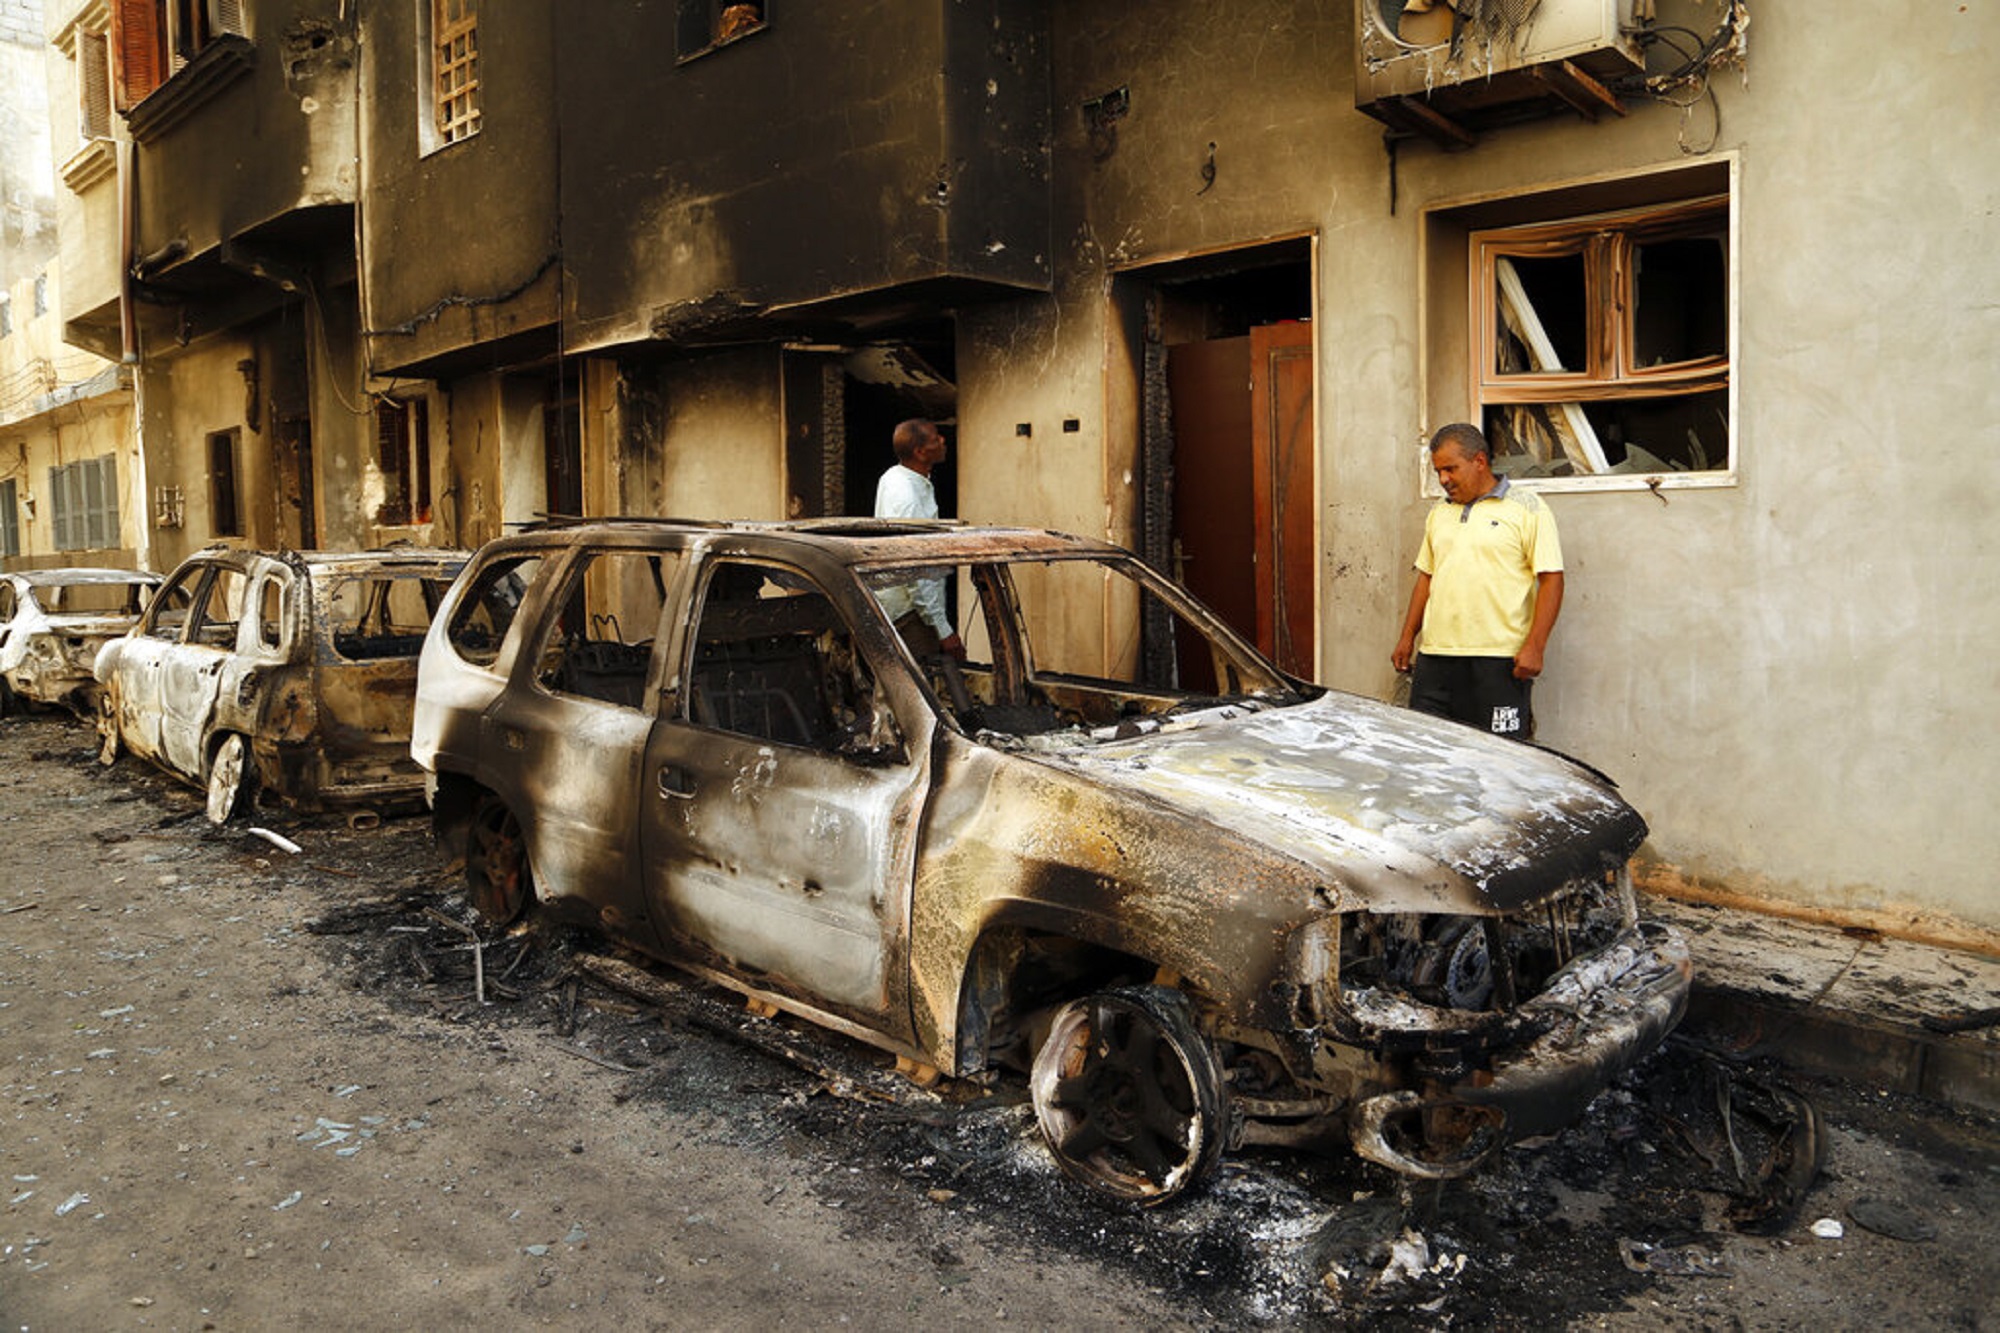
top-left (1251, 320), bottom-right (1316, 678)
top-left (1167, 322), bottom-right (1316, 679)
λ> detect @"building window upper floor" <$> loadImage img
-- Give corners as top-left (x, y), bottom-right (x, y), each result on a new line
top-left (678, 0), bottom-right (766, 61)
top-left (422, 0), bottom-right (481, 151)
top-left (110, 0), bottom-right (249, 111)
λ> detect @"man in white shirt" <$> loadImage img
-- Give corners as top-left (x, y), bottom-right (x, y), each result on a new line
top-left (873, 419), bottom-right (965, 659)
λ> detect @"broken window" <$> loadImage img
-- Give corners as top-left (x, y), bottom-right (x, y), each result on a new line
top-left (532, 549), bottom-right (683, 711)
top-left (208, 428), bottom-right (241, 537)
top-left (327, 575), bottom-right (449, 661)
top-left (861, 554), bottom-right (1297, 740)
top-left (374, 398), bottom-right (432, 526)
top-left (1475, 195), bottom-right (1729, 479)
top-left (687, 560), bottom-right (895, 758)
top-left (141, 568), bottom-right (201, 640)
top-left (677, 0), bottom-right (766, 60)
top-left (49, 455), bottom-right (119, 551)
top-left (187, 569), bottom-right (247, 650)
top-left (0, 480), bottom-right (19, 557)
top-left (109, 0), bottom-right (247, 110)
top-left (446, 555), bottom-right (545, 667)
top-left (255, 575), bottom-right (285, 652)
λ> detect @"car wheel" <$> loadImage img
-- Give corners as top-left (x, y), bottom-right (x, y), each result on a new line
top-left (95, 694), bottom-right (121, 766)
top-left (0, 677), bottom-right (14, 718)
top-left (205, 733), bottom-right (253, 825)
top-left (465, 794), bottom-right (531, 926)
top-left (1029, 984), bottom-right (1227, 1205)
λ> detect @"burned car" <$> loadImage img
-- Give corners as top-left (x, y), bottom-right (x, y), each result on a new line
top-left (96, 545), bottom-right (468, 823)
top-left (413, 519), bottom-right (1689, 1203)
top-left (0, 568), bottom-right (163, 717)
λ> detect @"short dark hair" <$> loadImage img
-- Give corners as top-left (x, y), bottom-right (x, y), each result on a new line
top-left (1428, 421), bottom-right (1489, 462)
top-left (892, 419), bottom-right (936, 464)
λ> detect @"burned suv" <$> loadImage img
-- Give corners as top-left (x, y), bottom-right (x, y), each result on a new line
top-left (96, 545), bottom-right (467, 823)
top-left (0, 568), bottom-right (162, 717)
top-left (413, 520), bottom-right (1689, 1203)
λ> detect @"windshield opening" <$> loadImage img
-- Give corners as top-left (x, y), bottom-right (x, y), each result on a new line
top-left (861, 553), bottom-right (1302, 745)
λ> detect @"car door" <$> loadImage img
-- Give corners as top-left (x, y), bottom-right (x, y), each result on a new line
top-left (479, 544), bottom-right (687, 940)
top-left (638, 553), bottom-right (930, 1038)
top-left (158, 565), bottom-right (247, 780)
top-left (110, 563), bottom-right (207, 763)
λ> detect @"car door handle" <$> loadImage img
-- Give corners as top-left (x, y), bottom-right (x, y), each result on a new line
top-left (657, 764), bottom-right (695, 800)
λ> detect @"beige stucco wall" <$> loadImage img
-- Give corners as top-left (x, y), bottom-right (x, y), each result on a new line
top-left (136, 339), bottom-right (265, 568)
top-left (953, 1), bottom-right (2000, 936)
top-left (654, 350), bottom-right (786, 521)
top-left (1, 260), bottom-right (138, 569)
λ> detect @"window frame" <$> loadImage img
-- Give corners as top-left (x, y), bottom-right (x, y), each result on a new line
top-left (109, 0), bottom-right (248, 112)
top-left (1423, 160), bottom-right (1739, 496)
top-left (426, 0), bottom-right (481, 151)
top-left (374, 396), bottom-right (433, 527)
top-left (1471, 195), bottom-right (1730, 485)
top-left (676, 0), bottom-right (768, 63)
top-left (0, 479), bottom-right (19, 557)
top-left (49, 455), bottom-right (121, 551)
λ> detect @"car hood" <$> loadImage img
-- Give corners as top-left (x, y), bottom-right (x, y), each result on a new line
top-left (1027, 691), bottom-right (1648, 915)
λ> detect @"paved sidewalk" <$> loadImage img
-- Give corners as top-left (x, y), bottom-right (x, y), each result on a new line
top-left (1649, 895), bottom-right (2000, 1114)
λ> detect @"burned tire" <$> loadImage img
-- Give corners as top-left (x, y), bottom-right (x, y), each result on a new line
top-left (0, 677), bottom-right (14, 718)
top-left (205, 733), bottom-right (253, 824)
top-left (1029, 984), bottom-right (1227, 1205)
top-left (465, 793), bottom-right (531, 926)
top-left (95, 693), bottom-right (121, 766)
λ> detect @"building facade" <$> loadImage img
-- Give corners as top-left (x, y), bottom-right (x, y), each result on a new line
top-left (40, 0), bottom-right (2000, 943)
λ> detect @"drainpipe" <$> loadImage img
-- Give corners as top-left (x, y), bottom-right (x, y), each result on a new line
top-left (118, 139), bottom-right (154, 574)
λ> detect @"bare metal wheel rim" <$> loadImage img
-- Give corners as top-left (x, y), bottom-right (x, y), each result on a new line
top-left (205, 733), bottom-right (250, 825)
top-left (465, 796), bottom-right (530, 926)
top-left (1029, 985), bottom-right (1226, 1205)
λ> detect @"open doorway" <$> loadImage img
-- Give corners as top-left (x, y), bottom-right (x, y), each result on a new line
top-left (781, 321), bottom-right (957, 521)
top-left (1120, 239), bottom-right (1316, 679)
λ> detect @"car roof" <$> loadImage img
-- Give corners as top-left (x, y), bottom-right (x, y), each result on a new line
top-left (8, 567), bottom-right (163, 587)
top-left (479, 518), bottom-right (1121, 566)
top-left (169, 546), bottom-right (471, 575)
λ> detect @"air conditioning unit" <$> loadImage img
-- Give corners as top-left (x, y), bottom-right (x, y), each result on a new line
top-left (1356, 0), bottom-right (1644, 141)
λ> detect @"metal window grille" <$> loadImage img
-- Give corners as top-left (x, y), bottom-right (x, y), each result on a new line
top-left (434, 0), bottom-right (480, 145)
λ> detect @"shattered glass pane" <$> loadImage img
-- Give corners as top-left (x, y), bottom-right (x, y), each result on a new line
top-left (1634, 232), bottom-right (1728, 368)
top-left (1485, 389), bottom-right (1728, 477)
top-left (1495, 252), bottom-right (1587, 376)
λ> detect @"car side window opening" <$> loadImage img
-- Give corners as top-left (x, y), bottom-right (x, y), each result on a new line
top-left (186, 571), bottom-right (248, 649)
top-left (255, 576), bottom-right (286, 652)
top-left (687, 559), bottom-right (898, 759)
top-left (533, 549), bottom-right (683, 711)
top-left (142, 575), bottom-right (199, 640)
top-left (0, 586), bottom-right (14, 622)
top-left (328, 575), bottom-right (452, 661)
top-left (445, 555), bottom-right (546, 668)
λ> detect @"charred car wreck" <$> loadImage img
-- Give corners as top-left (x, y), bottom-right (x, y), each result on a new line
top-left (0, 569), bottom-right (162, 718)
top-left (412, 520), bottom-right (1690, 1203)
top-left (96, 545), bottom-right (468, 824)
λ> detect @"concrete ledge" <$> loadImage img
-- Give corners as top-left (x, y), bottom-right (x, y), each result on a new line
top-left (1647, 896), bottom-right (2000, 1115)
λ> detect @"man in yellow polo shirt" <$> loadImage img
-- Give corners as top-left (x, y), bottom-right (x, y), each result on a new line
top-left (1390, 422), bottom-right (1564, 739)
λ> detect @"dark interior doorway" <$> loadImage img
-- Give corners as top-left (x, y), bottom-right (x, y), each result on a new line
top-left (545, 365), bottom-right (585, 520)
top-left (1126, 239), bottom-right (1316, 678)
top-left (781, 324), bottom-right (958, 521)
top-left (840, 326), bottom-right (957, 520)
